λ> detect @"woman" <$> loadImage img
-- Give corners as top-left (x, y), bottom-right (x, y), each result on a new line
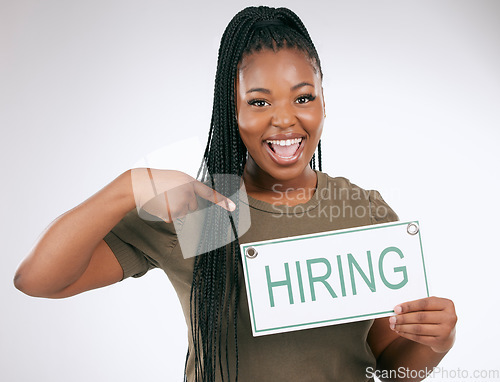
top-left (14, 6), bottom-right (457, 382)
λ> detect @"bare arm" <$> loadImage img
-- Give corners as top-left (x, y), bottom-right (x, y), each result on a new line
top-left (13, 170), bottom-right (136, 298)
top-left (13, 168), bottom-right (235, 299)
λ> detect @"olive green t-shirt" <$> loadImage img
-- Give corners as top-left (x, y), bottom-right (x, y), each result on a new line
top-left (103, 171), bottom-right (398, 381)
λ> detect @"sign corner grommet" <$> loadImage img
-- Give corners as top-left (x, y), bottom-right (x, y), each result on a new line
top-left (407, 222), bottom-right (419, 235)
top-left (245, 246), bottom-right (258, 259)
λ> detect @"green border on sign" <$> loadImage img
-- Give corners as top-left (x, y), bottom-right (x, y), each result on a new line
top-left (241, 221), bottom-right (429, 334)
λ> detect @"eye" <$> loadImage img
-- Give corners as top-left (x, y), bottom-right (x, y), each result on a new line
top-left (247, 99), bottom-right (270, 107)
top-left (295, 94), bottom-right (317, 104)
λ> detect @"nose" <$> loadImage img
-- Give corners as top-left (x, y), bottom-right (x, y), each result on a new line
top-left (271, 103), bottom-right (296, 128)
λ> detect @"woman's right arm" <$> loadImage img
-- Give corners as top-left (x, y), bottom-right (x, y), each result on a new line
top-left (13, 168), bottom-right (235, 299)
top-left (13, 170), bottom-right (136, 299)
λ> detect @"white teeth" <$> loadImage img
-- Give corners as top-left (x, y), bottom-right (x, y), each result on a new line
top-left (265, 137), bottom-right (303, 146)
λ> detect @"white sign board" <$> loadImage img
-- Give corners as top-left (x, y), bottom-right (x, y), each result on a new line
top-left (240, 221), bottom-right (429, 336)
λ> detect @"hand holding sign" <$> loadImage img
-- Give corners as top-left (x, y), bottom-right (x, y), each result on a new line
top-left (390, 296), bottom-right (457, 353)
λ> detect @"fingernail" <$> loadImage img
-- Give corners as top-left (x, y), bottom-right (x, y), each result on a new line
top-left (394, 305), bottom-right (402, 314)
top-left (389, 316), bottom-right (396, 325)
top-left (220, 200), bottom-right (236, 211)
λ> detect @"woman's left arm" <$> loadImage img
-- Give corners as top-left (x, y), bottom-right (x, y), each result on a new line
top-left (368, 296), bottom-right (457, 382)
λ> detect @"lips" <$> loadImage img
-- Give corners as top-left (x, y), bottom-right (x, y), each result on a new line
top-left (263, 135), bottom-right (306, 165)
top-left (266, 137), bottom-right (303, 158)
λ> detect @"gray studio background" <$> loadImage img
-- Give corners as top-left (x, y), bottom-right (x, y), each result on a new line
top-left (1, 1), bottom-right (499, 381)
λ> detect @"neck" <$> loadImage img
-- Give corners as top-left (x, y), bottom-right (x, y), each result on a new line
top-left (242, 160), bottom-right (318, 205)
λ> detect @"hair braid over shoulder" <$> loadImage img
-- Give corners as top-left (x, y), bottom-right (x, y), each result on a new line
top-left (188, 6), bottom-right (323, 381)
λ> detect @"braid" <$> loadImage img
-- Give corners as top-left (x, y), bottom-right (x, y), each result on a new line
top-left (187, 6), bottom-right (324, 381)
top-left (318, 140), bottom-right (323, 171)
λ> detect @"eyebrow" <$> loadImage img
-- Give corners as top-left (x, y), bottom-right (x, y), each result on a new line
top-left (246, 82), bottom-right (314, 94)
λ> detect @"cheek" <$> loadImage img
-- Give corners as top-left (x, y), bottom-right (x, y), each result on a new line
top-left (238, 111), bottom-right (268, 141)
top-left (237, 127), bottom-right (250, 150)
top-left (237, 120), bottom-right (258, 151)
top-left (297, 109), bottom-right (324, 136)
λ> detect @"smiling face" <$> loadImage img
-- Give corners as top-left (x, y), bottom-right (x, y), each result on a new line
top-left (236, 48), bottom-right (325, 188)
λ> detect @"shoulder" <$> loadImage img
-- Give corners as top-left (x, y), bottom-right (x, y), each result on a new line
top-left (321, 172), bottom-right (362, 192)
top-left (317, 171), bottom-right (374, 200)
top-left (317, 171), bottom-right (399, 224)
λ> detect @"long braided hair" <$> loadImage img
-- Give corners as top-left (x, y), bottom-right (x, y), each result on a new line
top-left (188, 6), bottom-right (323, 381)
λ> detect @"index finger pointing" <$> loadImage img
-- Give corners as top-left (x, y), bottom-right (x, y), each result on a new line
top-left (193, 181), bottom-right (236, 212)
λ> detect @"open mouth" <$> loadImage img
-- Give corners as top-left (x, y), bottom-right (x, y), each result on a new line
top-left (265, 137), bottom-right (303, 159)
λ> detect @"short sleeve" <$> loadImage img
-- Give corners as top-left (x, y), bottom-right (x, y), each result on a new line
top-left (103, 209), bottom-right (179, 280)
top-left (103, 230), bottom-right (152, 279)
top-left (368, 190), bottom-right (399, 224)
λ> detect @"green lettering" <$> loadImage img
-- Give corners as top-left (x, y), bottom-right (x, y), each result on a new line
top-left (307, 258), bottom-right (337, 301)
top-left (336, 255), bottom-right (347, 297)
top-left (348, 251), bottom-right (376, 295)
top-left (295, 261), bottom-right (305, 303)
top-left (265, 263), bottom-right (294, 307)
top-left (379, 246), bottom-right (408, 289)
